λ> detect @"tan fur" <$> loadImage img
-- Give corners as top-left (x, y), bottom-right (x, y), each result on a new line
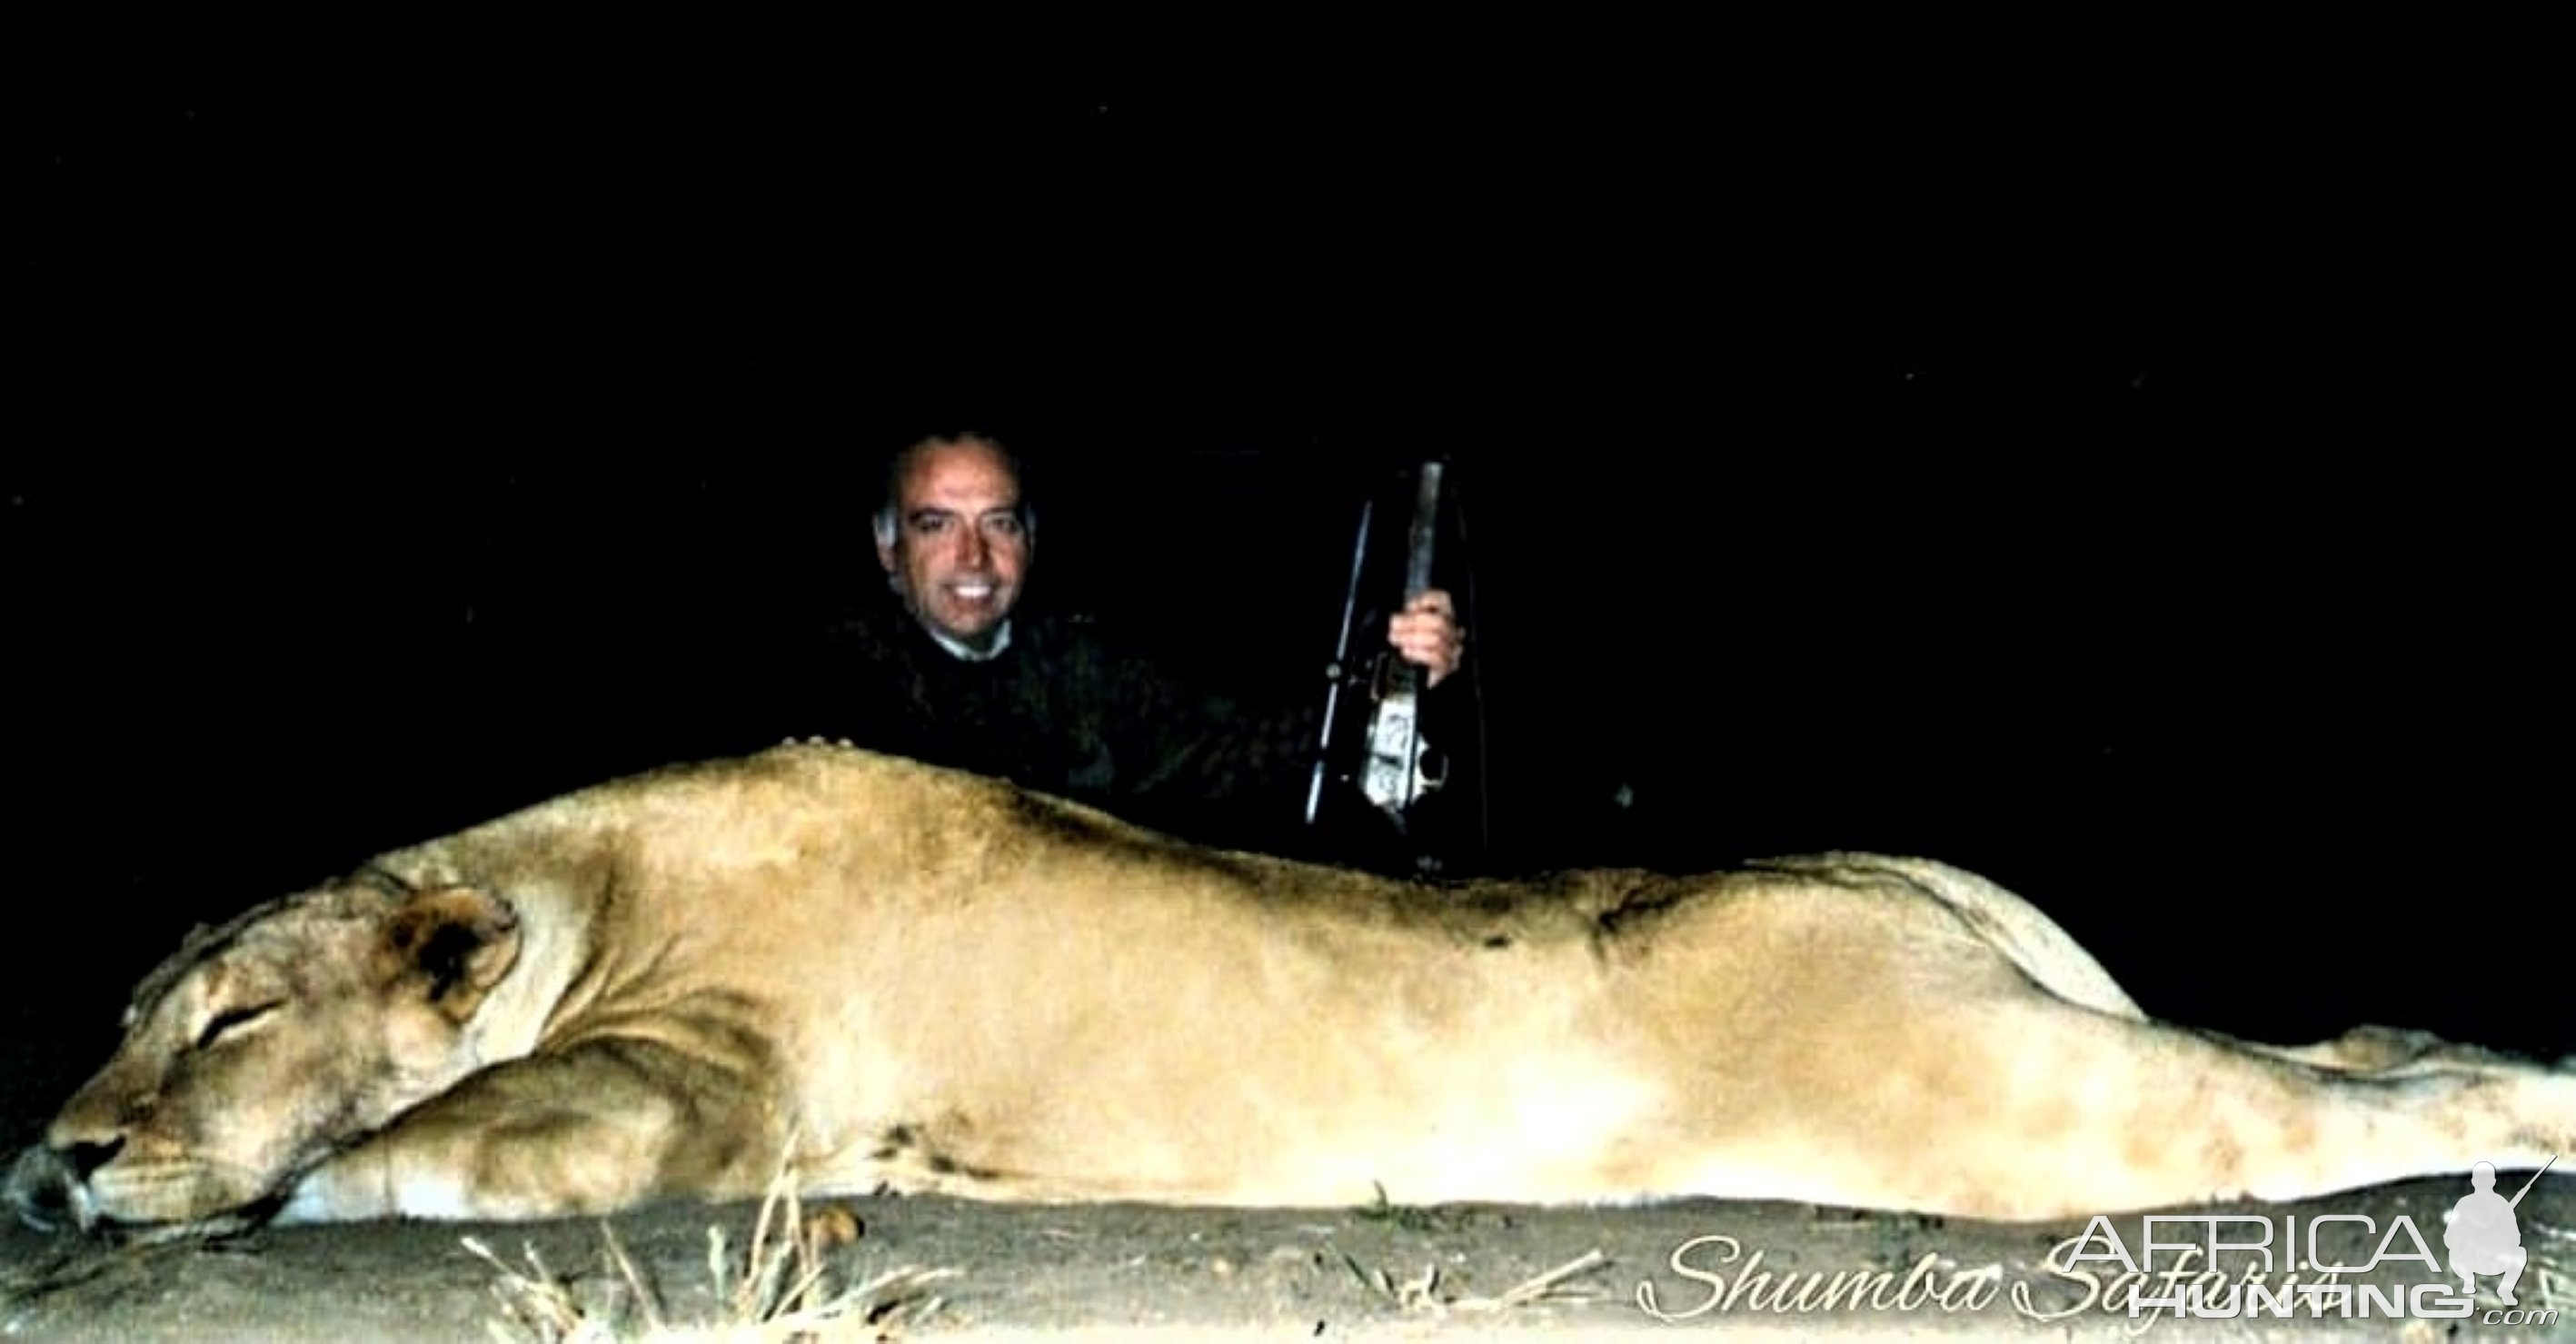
top-left (11, 742), bottom-right (2572, 1233)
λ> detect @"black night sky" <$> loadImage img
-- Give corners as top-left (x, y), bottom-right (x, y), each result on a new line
top-left (8, 35), bottom-right (2563, 1120)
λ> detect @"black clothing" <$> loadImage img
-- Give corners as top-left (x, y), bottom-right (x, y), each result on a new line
top-left (781, 599), bottom-right (1316, 854)
top-left (773, 596), bottom-right (1473, 872)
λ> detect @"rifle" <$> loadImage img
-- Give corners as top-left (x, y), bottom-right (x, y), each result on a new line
top-left (2507, 1154), bottom-right (2558, 1209)
top-left (1304, 460), bottom-right (1447, 834)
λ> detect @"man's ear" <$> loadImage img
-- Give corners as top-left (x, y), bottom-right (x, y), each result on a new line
top-left (874, 510), bottom-right (900, 574)
top-left (376, 886), bottom-right (522, 1020)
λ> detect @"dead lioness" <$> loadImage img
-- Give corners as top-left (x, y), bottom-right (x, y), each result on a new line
top-left (10, 742), bottom-right (2571, 1236)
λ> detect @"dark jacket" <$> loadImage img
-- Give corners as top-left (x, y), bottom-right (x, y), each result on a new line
top-left (771, 595), bottom-right (1476, 872)
top-left (776, 597), bottom-right (1333, 857)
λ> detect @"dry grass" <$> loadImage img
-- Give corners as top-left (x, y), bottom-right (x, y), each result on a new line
top-left (1338, 1183), bottom-right (1612, 1318)
top-left (1334, 1245), bottom-right (1612, 1318)
top-left (468, 1150), bottom-right (954, 1343)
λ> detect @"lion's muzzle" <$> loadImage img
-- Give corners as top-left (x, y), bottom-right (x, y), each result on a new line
top-left (6, 1142), bottom-right (98, 1235)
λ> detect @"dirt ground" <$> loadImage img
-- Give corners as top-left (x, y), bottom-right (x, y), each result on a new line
top-left (5, 1176), bottom-right (2571, 1341)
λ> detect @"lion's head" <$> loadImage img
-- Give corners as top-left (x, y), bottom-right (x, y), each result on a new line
top-left (6, 877), bottom-right (522, 1237)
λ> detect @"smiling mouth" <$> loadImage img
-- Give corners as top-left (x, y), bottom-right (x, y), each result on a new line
top-left (948, 582), bottom-right (997, 602)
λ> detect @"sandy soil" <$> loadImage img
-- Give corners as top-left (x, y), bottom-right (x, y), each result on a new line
top-left (6, 1177), bottom-right (2570, 1341)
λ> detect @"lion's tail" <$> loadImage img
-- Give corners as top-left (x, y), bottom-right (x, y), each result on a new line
top-left (1779, 852), bottom-right (2148, 1022)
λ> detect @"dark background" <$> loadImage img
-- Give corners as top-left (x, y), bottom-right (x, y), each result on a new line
top-left (8, 31), bottom-right (2562, 1125)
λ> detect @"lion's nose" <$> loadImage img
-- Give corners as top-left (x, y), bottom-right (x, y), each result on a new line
top-left (8, 1144), bottom-right (84, 1233)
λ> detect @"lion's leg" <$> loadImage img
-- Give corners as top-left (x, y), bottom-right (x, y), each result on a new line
top-left (276, 1037), bottom-right (785, 1222)
top-left (1774, 1001), bottom-right (2576, 1222)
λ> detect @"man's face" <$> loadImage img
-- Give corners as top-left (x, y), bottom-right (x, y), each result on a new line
top-left (878, 440), bottom-right (1031, 651)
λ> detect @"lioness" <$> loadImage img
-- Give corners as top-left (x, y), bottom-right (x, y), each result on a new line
top-left (10, 742), bottom-right (2571, 1236)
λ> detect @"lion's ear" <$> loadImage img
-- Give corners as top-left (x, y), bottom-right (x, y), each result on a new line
top-left (377, 886), bottom-right (523, 1020)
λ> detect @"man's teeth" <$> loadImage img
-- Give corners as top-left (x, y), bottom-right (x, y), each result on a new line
top-left (952, 584), bottom-right (994, 599)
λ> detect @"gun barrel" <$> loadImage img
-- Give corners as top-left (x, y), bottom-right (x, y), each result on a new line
top-left (2507, 1153), bottom-right (2558, 1209)
top-left (1305, 499), bottom-right (1376, 828)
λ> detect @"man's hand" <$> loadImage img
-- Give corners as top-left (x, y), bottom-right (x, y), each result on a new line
top-left (1388, 589), bottom-right (1467, 689)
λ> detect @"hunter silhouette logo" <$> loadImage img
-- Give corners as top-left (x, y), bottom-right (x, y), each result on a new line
top-left (2447, 1155), bottom-right (2552, 1305)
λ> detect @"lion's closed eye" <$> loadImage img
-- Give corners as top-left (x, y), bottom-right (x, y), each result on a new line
top-left (194, 1002), bottom-right (283, 1051)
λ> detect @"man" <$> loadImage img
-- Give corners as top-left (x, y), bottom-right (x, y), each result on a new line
top-left (786, 431), bottom-right (1471, 868)
top-left (2443, 1161), bottom-right (2529, 1304)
